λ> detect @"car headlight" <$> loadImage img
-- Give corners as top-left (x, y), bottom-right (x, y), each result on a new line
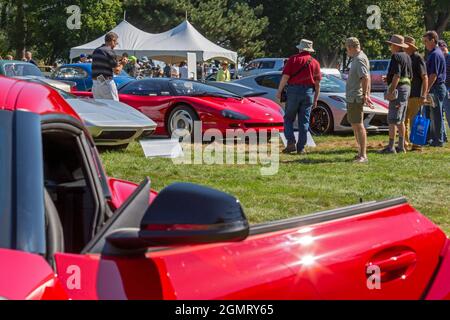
top-left (221, 110), bottom-right (250, 120)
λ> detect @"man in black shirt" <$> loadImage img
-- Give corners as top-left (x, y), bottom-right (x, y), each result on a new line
top-left (404, 36), bottom-right (428, 151)
top-left (380, 35), bottom-right (413, 154)
top-left (91, 32), bottom-right (126, 101)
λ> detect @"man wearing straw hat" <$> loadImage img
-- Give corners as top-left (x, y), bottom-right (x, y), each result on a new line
top-left (403, 36), bottom-right (428, 151)
top-left (379, 34), bottom-right (412, 154)
top-left (277, 39), bottom-right (321, 154)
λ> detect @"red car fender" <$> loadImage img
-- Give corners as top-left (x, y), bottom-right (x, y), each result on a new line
top-left (108, 177), bottom-right (158, 209)
top-left (425, 239), bottom-right (450, 300)
top-left (0, 249), bottom-right (68, 300)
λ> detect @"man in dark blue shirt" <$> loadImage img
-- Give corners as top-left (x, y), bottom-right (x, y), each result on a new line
top-left (423, 31), bottom-right (447, 147)
top-left (438, 40), bottom-right (450, 136)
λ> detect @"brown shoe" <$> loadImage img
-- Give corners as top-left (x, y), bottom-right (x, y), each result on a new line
top-left (411, 145), bottom-right (423, 152)
top-left (282, 143), bottom-right (296, 154)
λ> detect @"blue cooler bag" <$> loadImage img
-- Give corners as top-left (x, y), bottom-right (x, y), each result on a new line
top-left (410, 107), bottom-right (430, 145)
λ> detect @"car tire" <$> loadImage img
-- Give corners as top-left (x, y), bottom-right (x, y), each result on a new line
top-left (167, 105), bottom-right (199, 141)
top-left (310, 103), bottom-right (334, 135)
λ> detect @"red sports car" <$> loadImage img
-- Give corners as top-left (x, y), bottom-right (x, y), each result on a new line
top-left (0, 76), bottom-right (449, 300)
top-left (74, 78), bottom-right (284, 138)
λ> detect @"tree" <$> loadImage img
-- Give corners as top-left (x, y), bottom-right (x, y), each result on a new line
top-left (0, 0), bottom-right (122, 63)
top-left (249, 0), bottom-right (426, 66)
top-left (424, 0), bottom-right (450, 35)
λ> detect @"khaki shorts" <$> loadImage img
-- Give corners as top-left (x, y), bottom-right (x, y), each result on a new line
top-left (347, 101), bottom-right (364, 124)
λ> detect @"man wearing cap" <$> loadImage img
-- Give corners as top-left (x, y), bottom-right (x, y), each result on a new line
top-left (344, 37), bottom-right (372, 163)
top-left (91, 32), bottom-right (126, 101)
top-left (216, 61), bottom-right (231, 82)
top-left (277, 39), bottom-right (321, 154)
top-left (79, 54), bottom-right (88, 63)
top-left (404, 36), bottom-right (428, 151)
top-left (380, 35), bottom-right (412, 154)
top-left (423, 31), bottom-right (447, 147)
top-left (438, 40), bottom-right (450, 135)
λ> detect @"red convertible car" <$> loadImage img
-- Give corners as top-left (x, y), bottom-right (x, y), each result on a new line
top-left (74, 78), bottom-right (284, 138)
top-left (0, 76), bottom-right (449, 300)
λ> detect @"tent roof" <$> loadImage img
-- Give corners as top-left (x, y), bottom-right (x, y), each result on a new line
top-left (70, 20), bottom-right (237, 63)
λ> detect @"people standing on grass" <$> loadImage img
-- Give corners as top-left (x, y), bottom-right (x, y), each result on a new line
top-left (379, 35), bottom-right (412, 154)
top-left (277, 39), bottom-right (321, 155)
top-left (404, 36), bottom-right (428, 152)
top-left (344, 37), bottom-right (373, 163)
top-left (423, 31), bottom-right (447, 147)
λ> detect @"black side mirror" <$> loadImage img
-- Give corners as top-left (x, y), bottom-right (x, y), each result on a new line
top-left (106, 183), bottom-right (249, 251)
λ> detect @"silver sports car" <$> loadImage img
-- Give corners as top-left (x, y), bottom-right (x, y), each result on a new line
top-left (234, 71), bottom-right (389, 135)
top-left (22, 77), bottom-right (156, 149)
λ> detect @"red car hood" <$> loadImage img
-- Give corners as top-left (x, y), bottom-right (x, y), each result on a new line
top-left (191, 96), bottom-right (283, 122)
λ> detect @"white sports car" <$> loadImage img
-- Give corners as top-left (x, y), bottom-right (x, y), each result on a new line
top-left (22, 78), bottom-right (156, 149)
top-left (234, 71), bottom-right (389, 135)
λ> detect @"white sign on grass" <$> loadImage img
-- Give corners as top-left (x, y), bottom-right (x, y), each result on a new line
top-left (139, 139), bottom-right (184, 158)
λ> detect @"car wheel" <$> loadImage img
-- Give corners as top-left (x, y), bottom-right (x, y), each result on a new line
top-left (310, 103), bottom-right (334, 135)
top-left (167, 105), bottom-right (199, 140)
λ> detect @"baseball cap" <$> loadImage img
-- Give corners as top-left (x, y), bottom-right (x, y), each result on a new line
top-left (438, 40), bottom-right (448, 48)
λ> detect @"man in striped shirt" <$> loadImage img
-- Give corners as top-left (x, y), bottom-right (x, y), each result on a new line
top-left (91, 32), bottom-right (126, 101)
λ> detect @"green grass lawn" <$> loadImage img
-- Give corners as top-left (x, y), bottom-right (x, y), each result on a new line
top-left (100, 133), bottom-right (450, 235)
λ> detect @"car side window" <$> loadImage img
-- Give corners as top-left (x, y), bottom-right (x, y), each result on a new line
top-left (255, 75), bottom-right (281, 89)
top-left (119, 80), bottom-right (171, 96)
top-left (244, 61), bottom-right (260, 71)
top-left (53, 67), bottom-right (88, 79)
top-left (259, 61), bottom-right (275, 69)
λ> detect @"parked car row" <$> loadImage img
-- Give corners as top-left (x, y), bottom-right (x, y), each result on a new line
top-left (1, 75), bottom-right (449, 300)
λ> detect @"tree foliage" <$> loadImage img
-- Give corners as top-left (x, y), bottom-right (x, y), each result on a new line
top-left (0, 0), bottom-right (448, 65)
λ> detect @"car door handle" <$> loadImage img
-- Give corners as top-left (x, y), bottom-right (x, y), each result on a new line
top-left (372, 251), bottom-right (417, 272)
top-left (367, 249), bottom-right (417, 282)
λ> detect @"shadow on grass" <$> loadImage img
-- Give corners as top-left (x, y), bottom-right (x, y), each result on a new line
top-left (281, 156), bottom-right (352, 164)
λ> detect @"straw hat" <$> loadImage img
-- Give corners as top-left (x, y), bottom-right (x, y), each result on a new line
top-left (404, 36), bottom-right (418, 50)
top-left (296, 39), bottom-right (315, 53)
top-left (386, 34), bottom-right (408, 48)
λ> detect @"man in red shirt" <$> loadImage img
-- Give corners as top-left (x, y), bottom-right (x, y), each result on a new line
top-left (277, 39), bottom-right (322, 154)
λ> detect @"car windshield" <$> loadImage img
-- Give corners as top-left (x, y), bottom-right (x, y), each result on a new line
top-left (169, 79), bottom-right (241, 98)
top-left (320, 74), bottom-right (346, 93)
top-left (3, 63), bottom-right (42, 77)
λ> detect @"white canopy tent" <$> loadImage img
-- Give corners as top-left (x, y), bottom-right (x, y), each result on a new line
top-left (69, 20), bottom-right (237, 64)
